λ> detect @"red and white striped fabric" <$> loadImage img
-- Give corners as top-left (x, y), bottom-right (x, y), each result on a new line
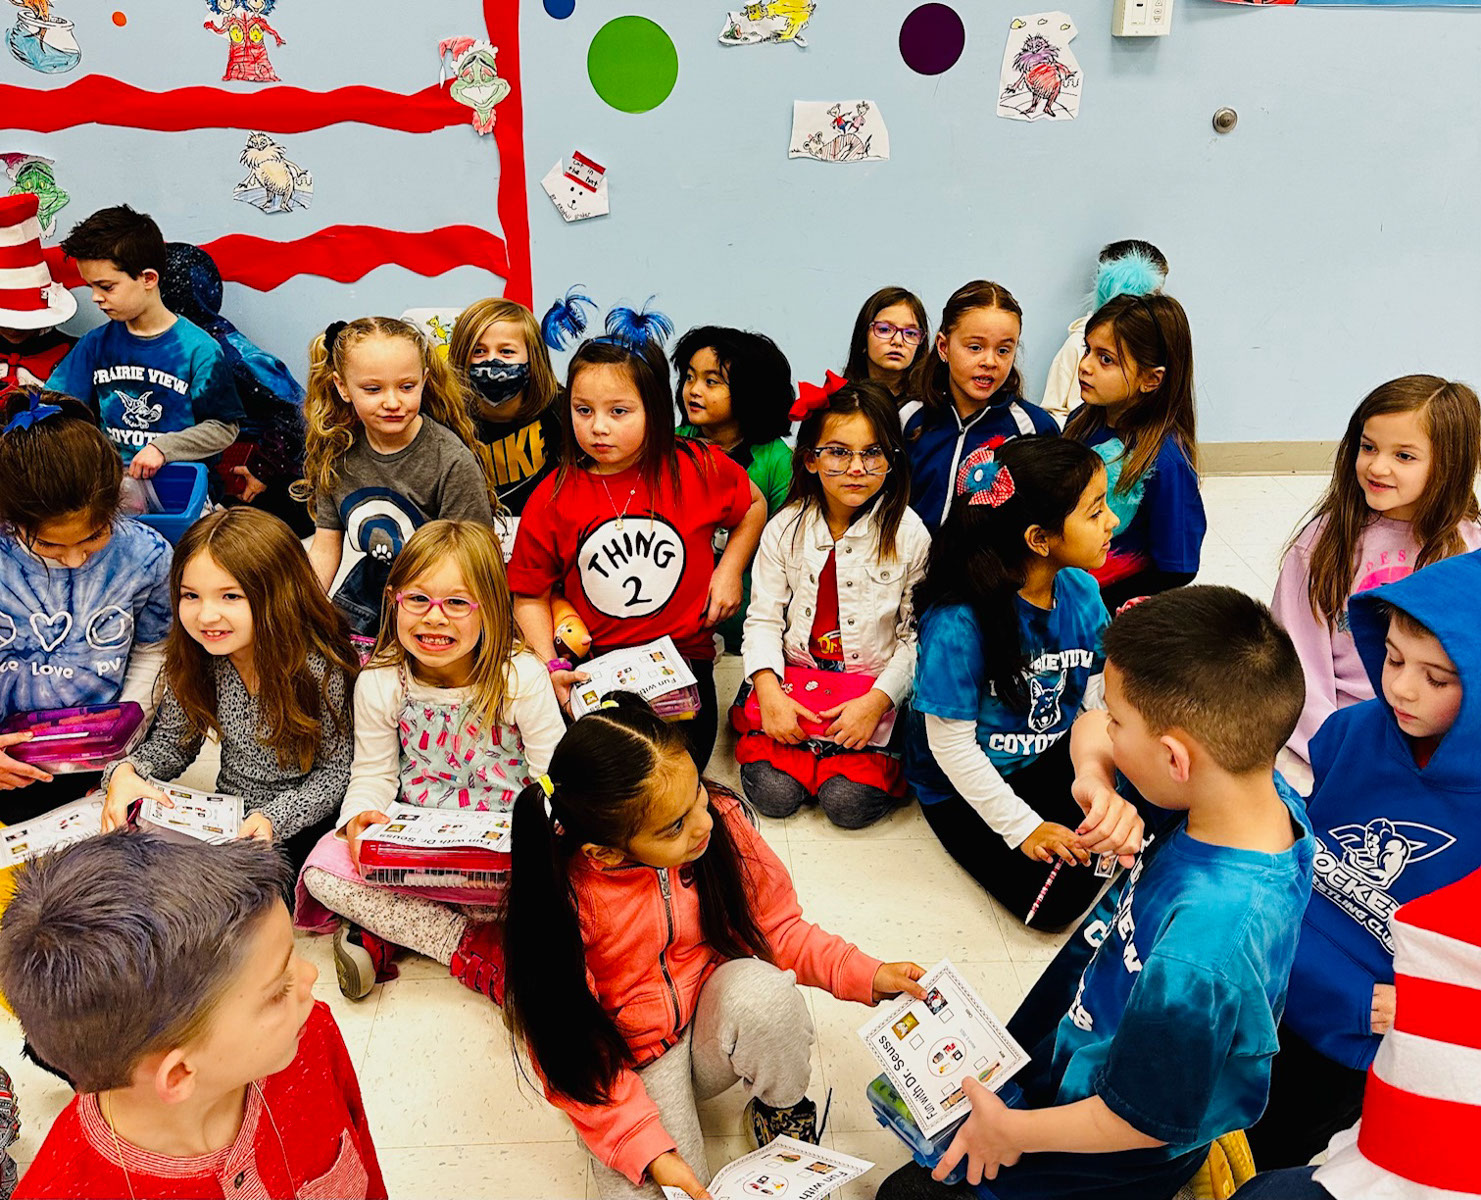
top-left (0, 191), bottom-right (76, 329)
top-left (1315, 865), bottom-right (1481, 1198)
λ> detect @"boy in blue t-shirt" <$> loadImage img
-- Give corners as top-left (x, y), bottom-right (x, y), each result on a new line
top-left (48, 205), bottom-right (243, 479)
top-left (878, 587), bottom-right (1314, 1200)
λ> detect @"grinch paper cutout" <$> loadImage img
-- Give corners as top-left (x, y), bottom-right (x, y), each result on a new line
top-left (7, 0), bottom-right (82, 74)
top-left (719, 0), bottom-right (816, 47)
top-left (234, 132), bottom-right (312, 213)
top-left (439, 37), bottom-right (511, 135)
top-left (998, 13), bottom-right (1081, 122)
top-left (203, 0), bottom-right (286, 85)
top-left (1, 153), bottom-right (69, 235)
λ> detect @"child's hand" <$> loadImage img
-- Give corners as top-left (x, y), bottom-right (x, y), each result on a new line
top-left (128, 444), bottom-right (166, 480)
top-left (0, 732), bottom-right (50, 790)
top-left (821, 689), bottom-right (892, 750)
top-left (550, 668), bottom-right (590, 713)
top-left (648, 1150), bottom-right (713, 1200)
top-left (101, 764), bottom-right (167, 832)
top-left (1371, 983), bottom-right (1397, 1035)
top-left (238, 812), bottom-right (275, 843)
top-left (233, 465), bottom-right (267, 502)
top-left (1019, 821), bottom-right (1090, 866)
top-left (758, 684), bottom-right (820, 745)
top-left (872, 961), bottom-right (928, 1003)
top-left (704, 565), bottom-right (744, 627)
top-left (935, 1077), bottom-right (1022, 1184)
top-left (343, 810), bottom-right (392, 871)
top-left (1070, 775), bottom-right (1143, 867)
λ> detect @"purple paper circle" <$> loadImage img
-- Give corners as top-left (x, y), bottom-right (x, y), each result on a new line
top-left (899, 3), bottom-right (966, 76)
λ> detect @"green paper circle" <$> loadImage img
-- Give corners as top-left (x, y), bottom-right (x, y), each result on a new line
top-left (587, 16), bottom-right (678, 114)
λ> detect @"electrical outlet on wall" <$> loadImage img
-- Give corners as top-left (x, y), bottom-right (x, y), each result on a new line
top-left (1112, 0), bottom-right (1173, 36)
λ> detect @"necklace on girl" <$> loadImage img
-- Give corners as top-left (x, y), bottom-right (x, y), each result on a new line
top-left (597, 474), bottom-right (639, 531)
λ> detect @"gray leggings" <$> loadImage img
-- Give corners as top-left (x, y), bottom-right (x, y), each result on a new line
top-left (302, 867), bottom-right (484, 965)
top-left (588, 958), bottom-right (816, 1200)
top-left (740, 761), bottom-right (898, 830)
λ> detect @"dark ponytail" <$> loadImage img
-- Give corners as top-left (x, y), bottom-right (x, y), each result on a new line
top-left (503, 693), bottom-right (772, 1105)
top-left (914, 437), bottom-right (1103, 709)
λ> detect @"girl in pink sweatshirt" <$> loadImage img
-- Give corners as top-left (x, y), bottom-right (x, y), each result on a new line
top-left (502, 694), bottom-right (925, 1200)
top-left (1272, 375), bottom-right (1481, 765)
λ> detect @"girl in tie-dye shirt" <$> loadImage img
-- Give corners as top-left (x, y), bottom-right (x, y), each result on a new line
top-left (297, 520), bottom-right (564, 1004)
top-left (0, 391), bottom-right (172, 821)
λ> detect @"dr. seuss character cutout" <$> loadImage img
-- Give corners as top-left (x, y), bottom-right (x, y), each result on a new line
top-left (998, 12), bottom-right (1082, 122)
top-left (203, 0), bottom-right (287, 85)
top-left (439, 37), bottom-right (511, 135)
top-left (7, 0), bottom-right (82, 74)
top-left (234, 132), bottom-right (312, 213)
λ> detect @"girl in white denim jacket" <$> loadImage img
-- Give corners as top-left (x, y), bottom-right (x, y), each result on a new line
top-left (734, 380), bottom-right (931, 828)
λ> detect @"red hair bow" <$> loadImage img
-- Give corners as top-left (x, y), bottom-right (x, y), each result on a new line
top-left (790, 370), bottom-right (849, 422)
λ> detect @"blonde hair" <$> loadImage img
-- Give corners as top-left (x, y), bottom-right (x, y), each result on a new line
top-left (368, 520), bottom-right (524, 733)
top-left (448, 298), bottom-right (560, 427)
top-left (293, 316), bottom-right (499, 511)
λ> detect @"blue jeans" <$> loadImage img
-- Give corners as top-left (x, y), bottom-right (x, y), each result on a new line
top-left (1234, 1168), bottom-right (1332, 1199)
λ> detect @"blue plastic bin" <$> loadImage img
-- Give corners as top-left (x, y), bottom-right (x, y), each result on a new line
top-left (134, 463), bottom-right (211, 544)
top-left (868, 1073), bottom-right (969, 1185)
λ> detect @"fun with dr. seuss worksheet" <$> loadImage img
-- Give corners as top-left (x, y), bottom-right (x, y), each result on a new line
top-left (857, 960), bottom-right (1029, 1137)
top-left (0, 796), bottom-right (104, 869)
top-left (360, 803), bottom-right (513, 854)
top-left (133, 783), bottom-right (243, 844)
top-left (660, 1136), bottom-right (872, 1200)
top-left (567, 636), bottom-right (701, 719)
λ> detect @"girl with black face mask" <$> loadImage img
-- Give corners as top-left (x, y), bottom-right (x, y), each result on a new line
top-left (448, 299), bottom-right (564, 536)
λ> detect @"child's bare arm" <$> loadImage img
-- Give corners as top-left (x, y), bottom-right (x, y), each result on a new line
top-left (934, 1079), bottom-right (1163, 1185)
top-left (307, 529), bottom-right (344, 592)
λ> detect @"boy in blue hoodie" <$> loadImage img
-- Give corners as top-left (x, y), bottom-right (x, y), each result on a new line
top-left (1247, 548), bottom-right (1481, 1170)
top-left (877, 587), bottom-right (1315, 1200)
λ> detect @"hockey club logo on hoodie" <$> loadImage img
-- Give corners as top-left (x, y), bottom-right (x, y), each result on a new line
top-left (1313, 818), bottom-right (1457, 951)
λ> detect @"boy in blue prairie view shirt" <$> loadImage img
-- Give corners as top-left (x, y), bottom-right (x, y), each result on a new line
top-left (48, 205), bottom-right (243, 471)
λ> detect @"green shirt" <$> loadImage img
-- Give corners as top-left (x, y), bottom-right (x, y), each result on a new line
top-left (678, 429), bottom-right (794, 651)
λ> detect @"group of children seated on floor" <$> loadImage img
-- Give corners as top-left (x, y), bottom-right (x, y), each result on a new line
top-left (0, 191), bottom-right (1475, 1200)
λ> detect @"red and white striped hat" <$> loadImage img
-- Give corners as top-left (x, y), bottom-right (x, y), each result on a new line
top-left (0, 192), bottom-right (77, 330)
top-left (1315, 865), bottom-right (1481, 1198)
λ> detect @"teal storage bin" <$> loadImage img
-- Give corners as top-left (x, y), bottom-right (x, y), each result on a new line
top-left (135, 463), bottom-right (211, 544)
top-left (868, 1073), bottom-right (969, 1186)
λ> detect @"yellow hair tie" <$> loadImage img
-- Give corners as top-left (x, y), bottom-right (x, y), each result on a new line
top-left (537, 774), bottom-right (554, 798)
top-left (599, 699), bottom-right (620, 710)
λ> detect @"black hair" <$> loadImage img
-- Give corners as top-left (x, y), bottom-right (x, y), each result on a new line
top-left (1103, 586), bottom-right (1303, 775)
top-left (60, 204), bottom-right (167, 279)
top-left (502, 693), bottom-right (772, 1106)
top-left (915, 436), bottom-right (1104, 709)
top-left (0, 390), bottom-right (123, 542)
top-left (1100, 239), bottom-right (1169, 274)
top-left (782, 380), bottom-right (912, 562)
top-left (672, 326), bottom-right (793, 447)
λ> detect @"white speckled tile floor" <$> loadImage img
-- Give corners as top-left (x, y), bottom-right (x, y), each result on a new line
top-left (0, 475), bottom-right (1322, 1198)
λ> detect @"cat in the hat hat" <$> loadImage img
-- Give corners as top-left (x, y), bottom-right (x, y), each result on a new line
top-left (0, 192), bottom-right (77, 392)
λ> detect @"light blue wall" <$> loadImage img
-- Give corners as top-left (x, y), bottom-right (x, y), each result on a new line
top-left (22, 0), bottom-right (1481, 442)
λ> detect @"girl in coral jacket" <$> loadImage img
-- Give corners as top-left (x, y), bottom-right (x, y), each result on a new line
top-left (502, 695), bottom-right (924, 1200)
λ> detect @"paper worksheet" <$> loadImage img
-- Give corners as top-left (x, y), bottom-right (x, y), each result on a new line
top-left (135, 784), bottom-right (243, 845)
top-left (361, 803), bottom-right (513, 854)
top-left (0, 796), bottom-right (104, 869)
top-left (857, 960), bottom-right (1029, 1138)
top-left (661, 1135), bottom-right (872, 1200)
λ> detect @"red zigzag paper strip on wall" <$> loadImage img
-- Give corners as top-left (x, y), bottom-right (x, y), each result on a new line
top-left (0, 77), bottom-right (467, 134)
top-left (4, 0), bottom-right (532, 306)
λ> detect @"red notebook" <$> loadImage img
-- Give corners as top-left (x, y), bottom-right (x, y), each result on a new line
top-left (736, 666), bottom-right (895, 747)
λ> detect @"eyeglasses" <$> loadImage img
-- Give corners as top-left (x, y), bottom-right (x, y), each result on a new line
top-left (394, 591), bottom-right (480, 618)
top-left (869, 321), bottom-right (924, 346)
top-left (808, 445), bottom-right (891, 475)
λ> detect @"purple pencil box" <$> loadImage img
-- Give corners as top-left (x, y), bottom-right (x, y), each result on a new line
top-left (0, 703), bottom-right (146, 773)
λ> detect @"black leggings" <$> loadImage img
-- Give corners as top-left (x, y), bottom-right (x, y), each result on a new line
top-left (2, 770), bottom-right (104, 826)
top-left (1099, 568), bottom-right (1195, 615)
top-left (681, 657), bottom-right (718, 772)
top-left (919, 738), bottom-right (1110, 932)
top-left (1246, 1023), bottom-right (1367, 1170)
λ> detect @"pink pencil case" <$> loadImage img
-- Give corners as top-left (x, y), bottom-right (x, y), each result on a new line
top-left (0, 702), bottom-right (146, 773)
top-left (735, 666), bottom-right (895, 747)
